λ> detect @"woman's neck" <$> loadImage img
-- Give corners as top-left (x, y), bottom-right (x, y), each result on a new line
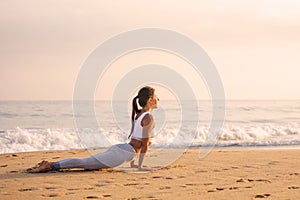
top-left (141, 106), bottom-right (152, 113)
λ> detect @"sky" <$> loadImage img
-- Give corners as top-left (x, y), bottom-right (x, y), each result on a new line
top-left (0, 0), bottom-right (300, 100)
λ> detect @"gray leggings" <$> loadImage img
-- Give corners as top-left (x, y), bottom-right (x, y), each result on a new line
top-left (51, 143), bottom-right (136, 170)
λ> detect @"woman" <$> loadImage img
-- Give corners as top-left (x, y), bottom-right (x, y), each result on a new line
top-left (29, 86), bottom-right (159, 172)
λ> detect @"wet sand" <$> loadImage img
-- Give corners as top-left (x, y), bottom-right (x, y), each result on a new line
top-left (0, 147), bottom-right (299, 199)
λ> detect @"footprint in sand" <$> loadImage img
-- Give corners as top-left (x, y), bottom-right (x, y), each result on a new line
top-left (288, 186), bottom-right (299, 189)
top-left (254, 194), bottom-right (271, 198)
top-left (19, 187), bottom-right (38, 192)
top-left (42, 194), bottom-right (60, 197)
top-left (255, 179), bottom-right (272, 183)
top-left (124, 183), bottom-right (139, 186)
top-left (225, 185), bottom-right (253, 191)
top-left (146, 196), bottom-right (157, 199)
top-left (207, 187), bottom-right (226, 192)
top-left (161, 165), bottom-right (186, 170)
top-left (159, 186), bottom-right (171, 190)
top-left (195, 170), bottom-right (208, 173)
top-left (268, 161), bottom-right (280, 165)
top-left (45, 186), bottom-right (57, 190)
top-left (65, 192), bottom-right (76, 195)
top-left (236, 178), bottom-right (271, 183)
top-left (0, 164), bottom-right (8, 167)
top-left (207, 189), bottom-right (216, 193)
top-left (216, 187), bottom-right (225, 191)
top-left (86, 196), bottom-right (99, 199)
top-left (83, 187), bottom-right (94, 190)
top-left (243, 165), bottom-right (258, 169)
top-left (49, 194), bottom-right (60, 197)
top-left (185, 183), bottom-right (199, 186)
top-left (152, 176), bottom-right (164, 179)
top-left (85, 194), bottom-right (111, 198)
top-left (95, 184), bottom-right (106, 187)
top-left (67, 188), bottom-right (81, 191)
top-left (289, 173), bottom-right (299, 176)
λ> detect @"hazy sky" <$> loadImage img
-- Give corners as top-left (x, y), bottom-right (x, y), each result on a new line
top-left (1, 0), bottom-right (300, 100)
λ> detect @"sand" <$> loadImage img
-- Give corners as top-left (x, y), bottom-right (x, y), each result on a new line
top-left (0, 147), bottom-right (299, 200)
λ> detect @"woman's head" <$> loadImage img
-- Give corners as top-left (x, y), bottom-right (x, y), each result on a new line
top-left (131, 86), bottom-right (159, 121)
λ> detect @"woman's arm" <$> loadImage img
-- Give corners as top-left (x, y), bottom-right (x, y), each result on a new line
top-left (138, 137), bottom-right (151, 170)
top-left (138, 114), bottom-right (154, 170)
top-left (130, 148), bottom-right (140, 168)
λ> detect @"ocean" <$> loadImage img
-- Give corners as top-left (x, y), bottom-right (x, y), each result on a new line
top-left (0, 100), bottom-right (300, 154)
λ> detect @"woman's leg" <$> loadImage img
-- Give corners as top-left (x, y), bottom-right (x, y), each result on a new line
top-left (52, 156), bottom-right (108, 170)
top-left (29, 144), bottom-right (135, 172)
top-left (29, 155), bottom-right (109, 173)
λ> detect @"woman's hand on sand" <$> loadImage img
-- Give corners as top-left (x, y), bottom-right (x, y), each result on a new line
top-left (130, 160), bottom-right (138, 168)
top-left (130, 164), bottom-right (139, 168)
top-left (138, 167), bottom-right (152, 172)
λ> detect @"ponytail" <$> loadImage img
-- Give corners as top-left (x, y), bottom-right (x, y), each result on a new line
top-left (131, 96), bottom-right (140, 122)
top-left (128, 95), bottom-right (140, 139)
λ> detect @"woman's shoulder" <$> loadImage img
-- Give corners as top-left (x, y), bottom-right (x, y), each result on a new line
top-left (141, 112), bottom-right (154, 127)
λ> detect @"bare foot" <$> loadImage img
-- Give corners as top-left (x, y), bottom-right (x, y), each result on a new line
top-left (28, 160), bottom-right (52, 173)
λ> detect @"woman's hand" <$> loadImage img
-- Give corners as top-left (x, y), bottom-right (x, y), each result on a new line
top-left (138, 167), bottom-right (152, 172)
top-left (130, 160), bottom-right (138, 168)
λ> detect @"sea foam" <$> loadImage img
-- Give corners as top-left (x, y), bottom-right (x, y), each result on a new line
top-left (1, 123), bottom-right (300, 154)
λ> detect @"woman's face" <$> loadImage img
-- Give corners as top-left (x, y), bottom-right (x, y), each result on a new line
top-left (149, 92), bottom-right (159, 109)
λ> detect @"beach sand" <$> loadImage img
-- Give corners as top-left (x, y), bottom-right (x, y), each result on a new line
top-left (0, 147), bottom-right (299, 200)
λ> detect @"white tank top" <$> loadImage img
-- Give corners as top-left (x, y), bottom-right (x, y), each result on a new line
top-left (131, 112), bottom-right (151, 141)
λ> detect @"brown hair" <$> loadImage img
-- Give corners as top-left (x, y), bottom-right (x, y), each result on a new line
top-left (131, 86), bottom-right (155, 122)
